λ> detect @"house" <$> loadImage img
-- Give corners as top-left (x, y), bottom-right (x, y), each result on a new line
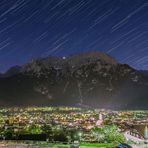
top-left (126, 124), bottom-right (148, 143)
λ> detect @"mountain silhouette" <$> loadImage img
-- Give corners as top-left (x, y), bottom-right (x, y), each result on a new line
top-left (0, 51), bottom-right (148, 109)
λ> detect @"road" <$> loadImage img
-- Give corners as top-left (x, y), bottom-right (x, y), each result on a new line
top-left (0, 144), bottom-right (112, 148)
top-left (124, 131), bottom-right (148, 148)
top-left (131, 144), bottom-right (148, 148)
top-left (0, 146), bottom-right (103, 148)
top-left (0, 145), bottom-right (68, 148)
top-left (124, 131), bottom-right (144, 143)
top-left (0, 145), bottom-right (40, 148)
top-left (80, 146), bottom-right (106, 148)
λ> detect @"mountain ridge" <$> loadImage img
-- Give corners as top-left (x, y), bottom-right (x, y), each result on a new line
top-left (0, 51), bottom-right (147, 109)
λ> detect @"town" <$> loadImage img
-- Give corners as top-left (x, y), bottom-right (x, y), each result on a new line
top-left (0, 107), bottom-right (147, 147)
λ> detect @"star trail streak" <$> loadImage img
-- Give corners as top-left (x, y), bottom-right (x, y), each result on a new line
top-left (0, 0), bottom-right (148, 72)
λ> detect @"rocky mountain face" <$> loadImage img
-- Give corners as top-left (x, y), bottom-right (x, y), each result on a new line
top-left (0, 51), bottom-right (148, 109)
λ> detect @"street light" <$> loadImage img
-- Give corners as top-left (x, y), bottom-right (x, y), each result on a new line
top-left (144, 126), bottom-right (148, 144)
top-left (78, 131), bottom-right (83, 142)
top-left (78, 132), bottom-right (82, 137)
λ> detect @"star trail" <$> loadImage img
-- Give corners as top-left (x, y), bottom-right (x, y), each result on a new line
top-left (0, 0), bottom-right (148, 72)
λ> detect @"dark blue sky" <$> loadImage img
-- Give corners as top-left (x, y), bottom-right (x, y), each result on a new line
top-left (0, 0), bottom-right (148, 72)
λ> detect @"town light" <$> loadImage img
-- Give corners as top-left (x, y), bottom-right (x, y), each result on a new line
top-left (78, 131), bottom-right (82, 138)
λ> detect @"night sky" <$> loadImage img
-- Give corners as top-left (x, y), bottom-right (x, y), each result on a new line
top-left (0, 0), bottom-right (148, 72)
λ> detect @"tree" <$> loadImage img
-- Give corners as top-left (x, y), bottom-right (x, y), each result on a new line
top-left (103, 125), bottom-right (125, 144)
top-left (52, 127), bottom-right (68, 142)
top-left (3, 127), bottom-right (14, 139)
top-left (91, 127), bottom-right (105, 142)
top-left (28, 124), bottom-right (42, 134)
top-left (92, 125), bottom-right (125, 144)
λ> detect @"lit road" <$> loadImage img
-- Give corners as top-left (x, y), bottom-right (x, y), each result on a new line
top-left (124, 131), bottom-right (144, 143)
top-left (80, 146), bottom-right (103, 148)
top-left (0, 146), bottom-right (99, 148)
top-left (0, 145), bottom-right (110, 148)
top-left (131, 144), bottom-right (148, 148)
top-left (0, 145), bottom-right (40, 148)
top-left (80, 146), bottom-right (99, 148)
top-left (124, 131), bottom-right (148, 148)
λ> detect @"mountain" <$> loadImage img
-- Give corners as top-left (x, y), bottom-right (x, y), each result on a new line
top-left (0, 51), bottom-right (148, 109)
top-left (140, 70), bottom-right (148, 77)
